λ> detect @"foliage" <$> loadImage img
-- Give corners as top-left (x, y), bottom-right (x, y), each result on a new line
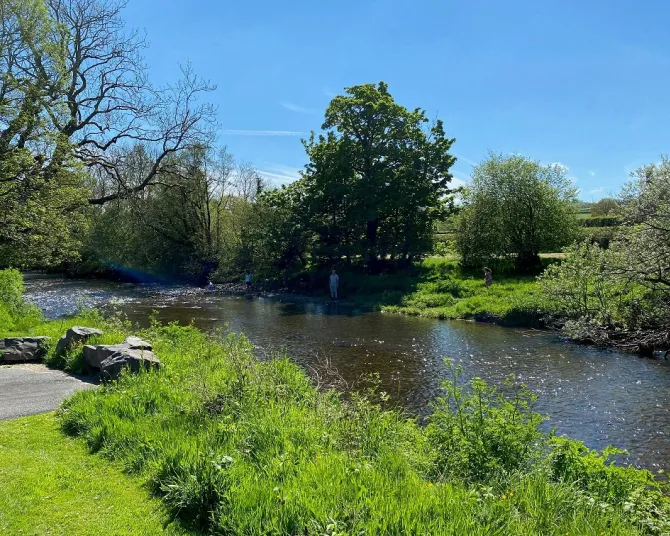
top-left (457, 154), bottom-right (579, 270)
top-left (0, 268), bottom-right (42, 331)
top-left (0, 0), bottom-right (91, 266)
top-left (0, 413), bottom-right (193, 536)
top-left (80, 146), bottom-right (266, 283)
top-left (294, 82), bottom-right (457, 270)
top-left (591, 197), bottom-right (620, 216)
top-left (538, 242), bottom-right (630, 324)
top-left (582, 216), bottom-right (621, 227)
top-left (540, 158), bottom-right (670, 352)
top-left (580, 226), bottom-right (617, 249)
top-left (0, 0), bottom-right (215, 270)
top-left (427, 363), bottom-right (547, 483)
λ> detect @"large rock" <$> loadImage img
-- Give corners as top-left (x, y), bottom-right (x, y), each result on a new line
top-left (55, 327), bottom-right (103, 356)
top-left (83, 336), bottom-right (152, 370)
top-left (1, 337), bottom-right (50, 363)
top-left (100, 348), bottom-right (160, 381)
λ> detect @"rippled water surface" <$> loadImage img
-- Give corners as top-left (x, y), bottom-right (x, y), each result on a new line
top-left (24, 273), bottom-right (670, 471)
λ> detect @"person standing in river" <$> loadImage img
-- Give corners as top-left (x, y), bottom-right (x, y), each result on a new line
top-left (329, 269), bottom-right (339, 301)
top-left (244, 270), bottom-right (253, 290)
top-left (484, 267), bottom-right (493, 288)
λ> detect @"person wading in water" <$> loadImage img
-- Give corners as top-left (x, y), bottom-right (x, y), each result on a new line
top-left (329, 269), bottom-right (339, 301)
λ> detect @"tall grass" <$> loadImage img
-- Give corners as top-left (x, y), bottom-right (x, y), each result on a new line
top-left (11, 315), bottom-right (660, 534)
top-left (378, 258), bottom-right (548, 327)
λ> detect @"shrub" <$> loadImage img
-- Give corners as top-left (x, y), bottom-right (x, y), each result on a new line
top-left (0, 268), bottom-right (43, 332)
top-left (582, 216), bottom-right (621, 228)
top-left (426, 363), bottom-right (546, 483)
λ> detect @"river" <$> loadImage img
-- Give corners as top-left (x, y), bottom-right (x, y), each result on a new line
top-left (23, 273), bottom-right (670, 471)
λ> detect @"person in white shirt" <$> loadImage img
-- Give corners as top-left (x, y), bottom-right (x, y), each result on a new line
top-left (329, 269), bottom-right (339, 300)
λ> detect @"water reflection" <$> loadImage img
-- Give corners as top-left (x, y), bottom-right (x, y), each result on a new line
top-left (23, 275), bottom-right (670, 470)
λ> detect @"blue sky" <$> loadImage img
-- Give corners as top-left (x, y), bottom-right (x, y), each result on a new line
top-left (123, 0), bottom-right (670, 200)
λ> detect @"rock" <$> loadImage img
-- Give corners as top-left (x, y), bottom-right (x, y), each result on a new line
top-left (123, 336), bottom-right (152, 351)
top-left (100, 348), bottom-right (160, 381)
top-left (83, 336), bottom-right (152, 370)
top-left (55, 327), bottom-right (103, 356)
top-left (1, 337), bottom-right (50, 363)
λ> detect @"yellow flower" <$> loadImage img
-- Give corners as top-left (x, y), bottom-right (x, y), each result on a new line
top-left (428, 482), bottom-right (433, 487)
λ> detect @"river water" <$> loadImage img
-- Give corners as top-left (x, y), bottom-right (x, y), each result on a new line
top-left (23, 274), bottom-right (670, 471)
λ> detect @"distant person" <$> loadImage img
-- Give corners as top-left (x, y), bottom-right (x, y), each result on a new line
top-left (484, 267), bottom-right (493, 288)
top-left (207, 280), bottom-right (215, 293)
top-left (244, 270), bottom-right (253, 290)
top-left (329, 269), bottom-right (339, 300)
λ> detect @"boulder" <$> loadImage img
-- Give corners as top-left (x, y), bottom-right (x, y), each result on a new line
top-left (100, 348), bottom-right (160, 381)
top-left (1, 337), bottom-right (50, 363)
top-left (55, 327), bottom-right (103, 356)
top-left (83, 336), bottom-right (152, 370)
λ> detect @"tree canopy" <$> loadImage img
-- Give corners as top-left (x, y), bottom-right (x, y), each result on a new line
top-left (277, 82), bottom-right (456, 271)
top-left (457, 154), bottom-right (579, 269)
top-left (0, 0), bottom-right (215, 266)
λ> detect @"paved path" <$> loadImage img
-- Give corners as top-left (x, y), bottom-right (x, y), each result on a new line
top-left (0, 364), bottom-right (96, 421)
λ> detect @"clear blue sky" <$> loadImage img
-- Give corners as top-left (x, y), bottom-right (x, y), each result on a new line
top-left (124, 0), bottom-right (670, 200)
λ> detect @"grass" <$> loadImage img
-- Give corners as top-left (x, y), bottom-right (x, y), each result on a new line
top-left (0, 413), bottom-right (194, 536)
top-left (338, 258), bottom-right (550, 327)
top-left (3, 311), bottom-right (666, 535)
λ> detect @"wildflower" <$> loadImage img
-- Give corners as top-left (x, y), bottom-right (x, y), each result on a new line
top-left (428, 482), bottom-right (433, 487)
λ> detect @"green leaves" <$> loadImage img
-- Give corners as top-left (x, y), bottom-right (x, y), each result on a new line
top-left (457, 153), bottom-right (579, 270)
top-left (298, 82), bottom-right (457, 268)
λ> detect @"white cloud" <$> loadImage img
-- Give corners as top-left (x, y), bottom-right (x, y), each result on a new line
top-left (589, 187), bottom-right (604, 194)
top-left (589, 171), bottom-right (596, 177)
top-left (220, 129), bottom-right (304, 137)
top-left (322, 88), bottom-right (337, 98)
top-left (280, 101), bottom-right (316, 114)
top-left (258, 164), bottom-right (303, 185)
top-left (454, 153), bottom-right (477, 167)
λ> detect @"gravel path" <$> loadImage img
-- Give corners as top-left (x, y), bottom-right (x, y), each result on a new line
top-left (0, 364), bottom-right (96, 421)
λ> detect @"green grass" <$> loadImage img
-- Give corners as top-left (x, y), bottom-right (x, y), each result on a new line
top-left (0, 413), bottom-right (194, 536)
top-left (343, 258), bottom-right (549, 327)
top-left (3, 313), bottom-right (665, 534)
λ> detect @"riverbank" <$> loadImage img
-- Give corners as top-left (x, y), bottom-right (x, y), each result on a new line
top-left (220, 258), bottom-right (550, 328)
top-left (3, 309), bottom-right (670, 534)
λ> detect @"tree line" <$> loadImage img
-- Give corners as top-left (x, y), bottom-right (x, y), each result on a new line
top-left (2, 0), bottom-right (655, 298)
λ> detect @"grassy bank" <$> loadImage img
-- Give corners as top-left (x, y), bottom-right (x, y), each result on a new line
top-left (0, 413), bottom-right (193, 536)
top-left (4, 312), bottom-right (669, 534)
top-left (333, 258), bottom-right (548, 327)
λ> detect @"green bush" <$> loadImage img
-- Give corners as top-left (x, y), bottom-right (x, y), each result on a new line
top-left (0, 268), bottom-right (43, 332)
top-left (582, 216), bottom-right (621, 228)
top-left (427, 364), bottom-right (546, 483)
top-left (581, 226), bottom-right (617, 248)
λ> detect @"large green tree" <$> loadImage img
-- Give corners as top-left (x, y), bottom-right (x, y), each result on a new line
top-left (300, 82), bottom-right (456, 269)
top-left (457, 154), bottom-right (579, 270)
top-left (0, 0), bottom-right (91, 266)
top-left (0, 0), bottom-right (215, 267)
